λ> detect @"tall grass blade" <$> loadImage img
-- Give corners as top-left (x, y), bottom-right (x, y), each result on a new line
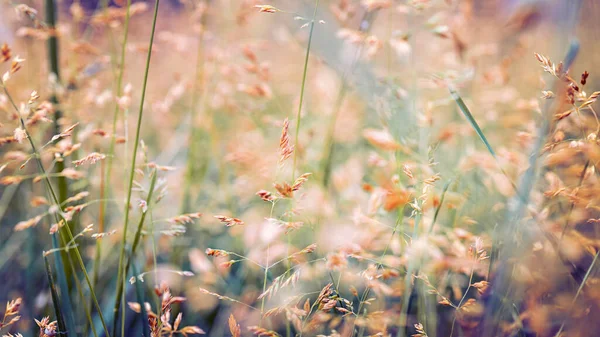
top-left (65, 250), bottom-right (98, 337)
top-left (94, 0), bottom-right (132, 316)
top-left (291, 0), bottom-right (320, 181)
top-left (50, 233), bottom-right (76, 337)
top-left (44, 253), bottom-right (68, 336)
top-left (449, 89), bottom-right (496, 158)
top-left (46, 0), bottom-right (75, 294)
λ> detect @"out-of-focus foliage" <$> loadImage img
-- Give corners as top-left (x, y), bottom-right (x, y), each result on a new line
top-left (1, 1), bottom-right (600, 337)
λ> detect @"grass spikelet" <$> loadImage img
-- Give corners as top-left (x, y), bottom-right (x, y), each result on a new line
top-left (229, 314), bottom-right (241, 337)
top-left (214, 215), bottom-right (244, 227)
top-left (279, 118), bottom-right (294, 166)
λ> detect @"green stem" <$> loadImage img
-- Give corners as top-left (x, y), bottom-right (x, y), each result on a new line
top-left (124, 169), bottom-right (158, 278)
top-left (92, 0), bottom-right (131, 318)
top-left (45, 0), bottom-right (67, 202)
top-left (118, 170), bottom-right (159, 337)
top-left (45, 0), bottom-right (75, 297)
top-left (259, 264), bottom-right (269, 326)
top-left (286, 3), bottom-right (320, 335)
top-left (112, 0), bottom-right (160, 334)
top-left (291, 0), bottom-right (319, 181)
top-left (449, 253), bottom-right (476, 337)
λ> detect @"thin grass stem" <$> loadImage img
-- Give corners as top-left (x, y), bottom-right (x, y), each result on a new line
top-left (112, 0), bottom-right (161, 334)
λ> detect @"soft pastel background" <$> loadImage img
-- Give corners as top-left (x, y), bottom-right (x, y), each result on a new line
top-left (2, 1), bottom-right (600, 337)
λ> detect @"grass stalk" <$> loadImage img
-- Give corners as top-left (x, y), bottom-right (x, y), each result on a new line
top-left (124, 169), bottom-right (158, 278)
top-left (149, 195), bottom-right (161, 315)
top-left (95, 0), bottom-right (132, 281)
top-left (286, 3), bottom-right (319, 336)
top-left (92, 0), bottom-right (132, 322)
top-left (291, 0), bottom-right (319, 182)
top-left (449, 252), bottom-right (476, 337)
top-left (45, 0), bottom-right (76, 299)
top-left (44, 0), bottom-right (67, 202)
top-left (112, 0), bottom-right (161, 334)
top-left (91, 159), bottom-right (106, 311)
top-left (259, 262), bottom-right (270, 326)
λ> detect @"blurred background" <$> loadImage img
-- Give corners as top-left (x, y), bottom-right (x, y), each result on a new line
top-left (2, 1), bottom-right (600, 337)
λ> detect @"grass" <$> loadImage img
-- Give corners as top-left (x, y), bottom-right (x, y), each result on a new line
top-left (112, 0), bottom-right (161, 335)
top-left (93, 0), bottom-right (132, 304)
top-left (43, 253), bottom-right (67, 336)
top-left (2, 1), bottom-right (600, 337)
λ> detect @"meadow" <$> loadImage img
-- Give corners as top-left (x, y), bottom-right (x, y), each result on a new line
top-left (1, 0), bottom-right (599, 336)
